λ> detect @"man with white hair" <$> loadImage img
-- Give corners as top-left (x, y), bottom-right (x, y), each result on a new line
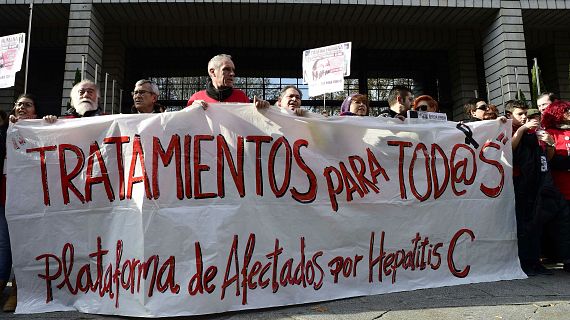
top-left (42, 80), bottom-right (102, 123)
top-left (131, 79), bottom-right (164, 113)
top-left (187, 54), bottom-right (269, 109)
top-left (64, 80), bottom-right (102, 118)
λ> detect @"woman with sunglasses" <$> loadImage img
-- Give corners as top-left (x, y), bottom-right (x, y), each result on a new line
top-left (483, 104), bottom-right (499, 120)
top-left (413, 95), bottom-right (439, 113)
top-left (463, 97), bottom-right (489, 122)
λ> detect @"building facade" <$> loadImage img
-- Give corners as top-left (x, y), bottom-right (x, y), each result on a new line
top-left (0, 0), bottom-right (568, 119)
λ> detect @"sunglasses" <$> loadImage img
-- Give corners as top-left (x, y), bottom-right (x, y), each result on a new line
top-left (476, 105), bottom-right (489, 111)
top-left (417, 105), bottom-right (428, 111)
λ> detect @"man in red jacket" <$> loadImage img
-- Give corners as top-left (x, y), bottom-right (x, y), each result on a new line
top-left (187, 54), bottom-right (268, 109)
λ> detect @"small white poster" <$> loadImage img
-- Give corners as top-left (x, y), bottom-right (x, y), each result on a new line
top-left (0, 33), bottom-right (26, 88)
top-left (303, 42), bottom-right (351, 97)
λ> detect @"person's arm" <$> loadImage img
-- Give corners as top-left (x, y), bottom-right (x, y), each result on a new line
top-left (537, 131), bottom-right (556, 160)
top-left (186, 91), bottom-right (207, 107)
top-left (186, 91), bottom-right (210, 110)
top-left (512, 119), bottom-right (539, 150)
top-left (511, 125), bottom-right (528, 150)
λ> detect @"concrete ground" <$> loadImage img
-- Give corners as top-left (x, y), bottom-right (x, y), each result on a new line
top-left (0, 266), bottom-right (568, 320)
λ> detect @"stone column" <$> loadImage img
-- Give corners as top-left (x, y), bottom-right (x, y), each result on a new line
top-left (552, 35), bottom-right (570, 100)
top-left (449, 30), bottom-right (481, 121)
top-left (60, 3), bottom-right (104, 113)
top-left (482, 2), bottom-right (529, 112)
top-left (100, 30), bottom-right (126, 114)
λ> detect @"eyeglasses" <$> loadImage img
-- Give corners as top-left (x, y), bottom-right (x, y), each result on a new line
top-left (477, 105), bottom-right (489, 111)
top-left (14, 101), bottom-right (34, 108)
top-left (132, 90), bottom-right (155, 96)
top-left (417, 105), bottom-right (428, 111)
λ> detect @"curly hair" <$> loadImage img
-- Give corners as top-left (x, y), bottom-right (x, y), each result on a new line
top-left (541, 100), bottom-right (570, 129)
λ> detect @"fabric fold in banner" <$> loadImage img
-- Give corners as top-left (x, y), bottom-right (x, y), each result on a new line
top-left (6, 104), bottom-right (525, 317)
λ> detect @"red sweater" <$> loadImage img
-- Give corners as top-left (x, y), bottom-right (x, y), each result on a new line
top-left (186, 89), bottom-right (249, 106)
top-left (546, 128), bottom-right (570, 200)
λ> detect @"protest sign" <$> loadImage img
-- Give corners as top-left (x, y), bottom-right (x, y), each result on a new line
top-left (0, 33), bottom-right (26, 88)
top-left (6, 105), bottom-right (525, 317)
top-left (407, 110), bottom-right (448, 121)
top-left (303, 42), bottom-right (351, 97)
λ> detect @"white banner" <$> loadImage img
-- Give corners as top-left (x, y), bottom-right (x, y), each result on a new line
top-left (303, 42), bottom-right (351, 97)
top-left (6, 105), bottom-right (525, 317)
top-left (0, 33), bottom-right (26, 88)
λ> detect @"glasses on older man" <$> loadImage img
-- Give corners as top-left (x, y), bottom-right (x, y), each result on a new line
top-left (131, 90), bottom-right (156, 96)
top-left (14, 101), bottom-right (34, 108)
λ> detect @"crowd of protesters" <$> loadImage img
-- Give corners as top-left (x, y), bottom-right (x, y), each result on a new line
top-left (1, 53), bottom-right (569, 312)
